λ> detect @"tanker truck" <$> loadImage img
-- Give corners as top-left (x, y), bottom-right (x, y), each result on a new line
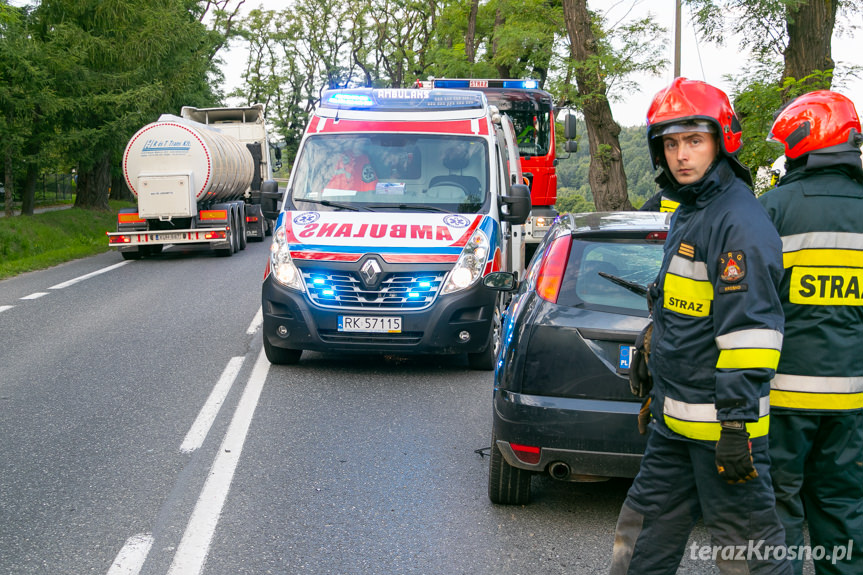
top-left (108, 104), bottom-right (281, 259)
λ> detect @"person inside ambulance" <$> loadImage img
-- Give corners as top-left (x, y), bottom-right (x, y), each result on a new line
top-left (323, 138), bottom-right (378, 194)
top-left (758, 90), bottom-right (863, 575)
top-left (610, 78), bottom-right (790, 575)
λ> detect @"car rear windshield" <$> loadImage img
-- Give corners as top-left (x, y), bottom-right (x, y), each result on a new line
top-left (557, 238), bottom-right (664, 313)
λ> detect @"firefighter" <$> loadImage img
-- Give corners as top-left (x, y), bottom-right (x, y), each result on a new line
top-left (758, 90), bottom-right (863, 575)
top-left (610, 78), bottom-right (790, 575)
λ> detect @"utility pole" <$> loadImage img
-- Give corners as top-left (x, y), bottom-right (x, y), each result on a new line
top-left (674, 0), bottom-right (682, 77)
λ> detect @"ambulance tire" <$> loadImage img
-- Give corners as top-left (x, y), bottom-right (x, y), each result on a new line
top-left (467, 298), bottom-right (502, 371)
top-left (264, 336), bottom-right (302, 365)
top-left (488, 430), bottom-right (532, 505)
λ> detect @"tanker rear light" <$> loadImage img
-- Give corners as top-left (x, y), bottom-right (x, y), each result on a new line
top-left (200, 210), bottom-right (228, 221)
top-left (246, 215), bottom-right (260, 223)
top-left (118, 213), bottom-right (145, 224)
top-left (205, 231), bottom-right (227, 240)
top-left (108, 233), bottom-right (131, 245)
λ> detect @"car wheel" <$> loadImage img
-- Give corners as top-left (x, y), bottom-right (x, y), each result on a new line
top-left (488, 431), bottom-right (532, 505)
top-left (467, 297), bottom-right (502, 371)
top-left (263, 336), bottom-right (302, 365)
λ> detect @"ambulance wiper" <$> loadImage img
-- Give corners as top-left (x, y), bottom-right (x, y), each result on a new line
top-left (293, 198), bottom-right (371, 212)
top-left (368, 204), bottom-right (452, 213)
top-left (598, 271), bottom-right (649, 298)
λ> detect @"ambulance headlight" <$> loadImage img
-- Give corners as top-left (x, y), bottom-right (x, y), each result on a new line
top-left (442, 229), bottom-right (489, 294)
top-left (269, 226), bottom-right (305, 292)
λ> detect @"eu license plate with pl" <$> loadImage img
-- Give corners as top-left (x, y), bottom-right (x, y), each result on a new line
top-left (619, 345), bottom-right (636, 371)
top-left (338, 316), bottom-right (402, 333)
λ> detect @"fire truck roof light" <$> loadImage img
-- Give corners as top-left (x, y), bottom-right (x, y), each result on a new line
top-left (432, 79), bottom-right (540, 90)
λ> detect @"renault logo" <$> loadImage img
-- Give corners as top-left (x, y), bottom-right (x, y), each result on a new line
top-left (360, 258), bottom-right (382, 286)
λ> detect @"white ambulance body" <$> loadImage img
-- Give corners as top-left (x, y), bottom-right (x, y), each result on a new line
top-left (261, 88), bottom-right (530, 369)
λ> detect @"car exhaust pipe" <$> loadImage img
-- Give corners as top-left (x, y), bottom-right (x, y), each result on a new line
top-left (549, 461), bottom-right (571, 480)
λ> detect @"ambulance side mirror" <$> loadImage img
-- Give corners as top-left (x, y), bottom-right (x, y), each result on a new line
top-left (500, 183), bottom-right (530, 224)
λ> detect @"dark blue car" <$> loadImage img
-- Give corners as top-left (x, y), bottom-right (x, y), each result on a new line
top-left (483, 211), bottom-right (670, 504)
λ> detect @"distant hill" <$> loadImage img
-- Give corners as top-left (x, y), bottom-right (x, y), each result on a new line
top-left (555, 122), bottom-right (659, 213)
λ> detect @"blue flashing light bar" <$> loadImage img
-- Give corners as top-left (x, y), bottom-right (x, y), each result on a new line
top-left (432, 79), bottom-right (541, 91)
top-left (320, 88), bottom-right (484, 111)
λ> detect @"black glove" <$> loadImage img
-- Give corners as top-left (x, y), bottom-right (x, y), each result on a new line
top-left (629, 322), bottom-right (653, 397)
top-left (637, 397), bottom-right (652, 435)
top-left (715, 422), bottom-right (758, 484)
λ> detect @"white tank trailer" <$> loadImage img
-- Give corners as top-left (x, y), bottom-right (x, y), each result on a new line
top-left (123, 115), bottom-right (255, 213)
top-left (108, 104), bottom-right (282, 259)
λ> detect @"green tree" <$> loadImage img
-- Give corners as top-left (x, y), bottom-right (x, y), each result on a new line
top-left (30, 0), bottom-right (222, 210)
top-left (559, 0), bottom-right (665, 211)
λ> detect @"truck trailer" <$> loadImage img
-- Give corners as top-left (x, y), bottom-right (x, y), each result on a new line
top-left (108, 104), bottom-right (281, 259)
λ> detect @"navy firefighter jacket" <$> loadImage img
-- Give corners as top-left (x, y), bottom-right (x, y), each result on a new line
top-left (649, 158), bottom-right (785, 444)
top-left (759, 163), bottom-right (863, 414)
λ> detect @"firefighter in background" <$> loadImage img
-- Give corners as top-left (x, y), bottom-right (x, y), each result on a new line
top-left (758, 90), bottom-right (863, 575)
top-left (611, 78), bottom-right (789, 575)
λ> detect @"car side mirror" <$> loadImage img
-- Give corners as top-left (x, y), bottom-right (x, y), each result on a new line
top-left (500, 183), bottom-right (530, 224)
top-left (482, 271), bottom-right (519, 292)
top-left (260, 180), bottom-right (282, 219)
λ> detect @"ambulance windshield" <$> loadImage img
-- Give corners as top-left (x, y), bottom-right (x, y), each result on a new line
top-left (290, 134), bottom-right (489, 213)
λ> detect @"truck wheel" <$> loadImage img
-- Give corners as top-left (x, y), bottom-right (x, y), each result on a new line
top-left (467, 299), bottom-right (502, 370)
top-left (488, 431), bottom-right (532, 505)
top-left (121, 249), bottom-right (142, 261)
top-left (231, 211), bottom-right (240, 253)
top-left (264, 336), bottom-right (302, 365)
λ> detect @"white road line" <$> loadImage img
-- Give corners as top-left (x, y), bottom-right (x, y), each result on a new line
top-left (245, 307), bottom-right (263, 335)
top-left (179, 357), bottom-right (245, 454)
top-left (106, 533), bottom-right (153, 575)
top-left (167, 349), bottom-right (270, 575)
top-left (49, 261), bottom-right (130, 290)
top-left (20, 292), bottom-right (49, 300)
top-left (0, 305), bottom-right (13, 314)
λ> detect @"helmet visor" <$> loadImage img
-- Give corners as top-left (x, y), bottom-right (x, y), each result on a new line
top-left (651, 120), bottom-right (716, 138)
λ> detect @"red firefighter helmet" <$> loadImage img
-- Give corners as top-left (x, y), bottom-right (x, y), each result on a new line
top-left (767, 90), bottom-right (862, 159)
top-left (646, 77), bottom-right (743, 168)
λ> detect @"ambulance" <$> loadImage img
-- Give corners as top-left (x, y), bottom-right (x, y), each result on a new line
top-left (260, 88), bottom-right (531, 369)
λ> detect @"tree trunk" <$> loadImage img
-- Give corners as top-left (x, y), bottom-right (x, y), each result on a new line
top-left (465, 0), bottom-right (479, 64)
top-left (783, 0), bottom-right (837, 93)
top-left (561, 0), bottom-right (632, 211)
top-left (111, 172), bottom-right (134, 202)
top-left (4, 151), bottom-right (13, 217)
top-left (492, 7), bottom-right (512, 78)
top-left (73, 153), bottom-right (111, 210)
top-left (20, 162), bottom-right (38, 216)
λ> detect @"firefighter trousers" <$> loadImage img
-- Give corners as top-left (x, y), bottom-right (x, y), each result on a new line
top-left (609, 429), bottom-right (791, 575)
top-left (769, 412), bottom-right (863, 575)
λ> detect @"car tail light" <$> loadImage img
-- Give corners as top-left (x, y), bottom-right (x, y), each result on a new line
top-left (646, 231), bottom-right (667, 241)
top-left (510, 443), bottom-right (541, 465)
top-left (536, 235), bottom-right (572, 303)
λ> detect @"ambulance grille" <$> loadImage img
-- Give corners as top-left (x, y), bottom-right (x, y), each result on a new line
top-left (303, 270), bottom-right (447, 310)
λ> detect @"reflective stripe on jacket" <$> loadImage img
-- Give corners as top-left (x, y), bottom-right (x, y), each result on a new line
top-left (759, 166), bottom-right (863, 413)
top-left (650, 159), bottom-right (785, 442)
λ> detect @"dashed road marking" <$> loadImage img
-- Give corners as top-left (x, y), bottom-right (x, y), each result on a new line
top-left (246, 307), bottom-right (263, 335)
top-left (168, 348), bottom-right (270, 575)
top-left (180, 356), bottom-right (245, 454)
top-left (49, 261), bottom-right (130, 290)
top-left (20, 292), bottom-right (49, 300)
top-left (106, 533), bottom-right (153, 575)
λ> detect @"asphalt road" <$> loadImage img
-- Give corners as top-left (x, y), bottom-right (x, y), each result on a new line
top-left (0, 241), bottom-right (728, 575)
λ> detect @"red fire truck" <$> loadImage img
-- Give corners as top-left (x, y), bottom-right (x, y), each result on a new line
top-left (422, 78), bottom-right (564, 264)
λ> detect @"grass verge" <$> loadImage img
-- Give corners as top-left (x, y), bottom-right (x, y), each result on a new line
top-left (0, 200), bottom-right (136, 280)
